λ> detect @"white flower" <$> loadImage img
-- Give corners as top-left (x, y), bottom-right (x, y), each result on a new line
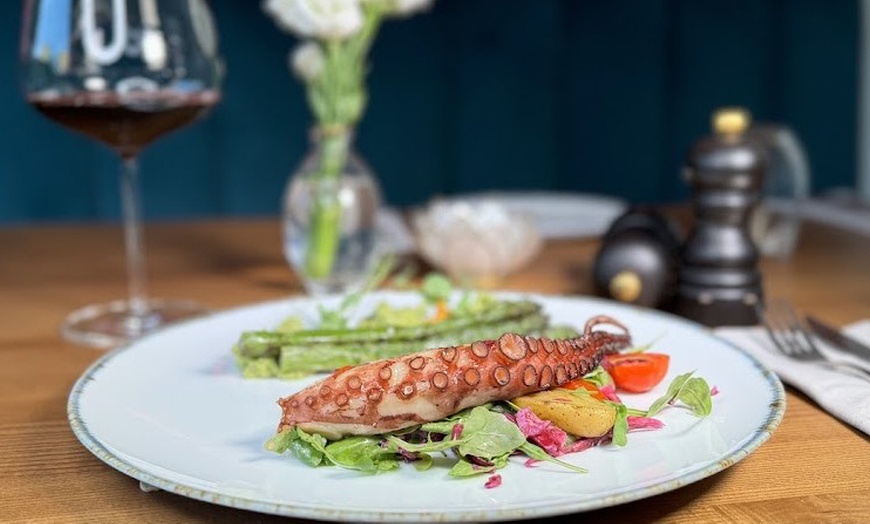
top-left (263, 0), bottom-right (364, 40)
top-left (290, 42), bottom-right (325, 81)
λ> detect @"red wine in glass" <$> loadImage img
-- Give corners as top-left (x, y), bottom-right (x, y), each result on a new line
top-left (19, 0), bottom-right (224, 348)
top-left (28, 90), bottom-right (220, 158)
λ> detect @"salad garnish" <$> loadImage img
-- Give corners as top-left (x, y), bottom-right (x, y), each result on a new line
top-left (267, 354), bottom-right (714, 488)
top-left (233, 271), bottom-right (575, 379)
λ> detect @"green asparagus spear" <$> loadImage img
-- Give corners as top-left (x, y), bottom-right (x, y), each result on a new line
top-left (236, 300), bottom-right (543, 356)
top-left (233, 299), bottom-right (557, 379)
top-left (277, 312), bottom-right (550, 377)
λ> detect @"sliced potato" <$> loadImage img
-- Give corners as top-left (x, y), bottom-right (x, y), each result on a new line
top-left (513, 389), bottom-right (616, 438)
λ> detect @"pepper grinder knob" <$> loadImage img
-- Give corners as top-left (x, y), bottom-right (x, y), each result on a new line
top-left (713, 107), bottom-right (750, 136)
top-left (672, 107), bottom-right (766, 326)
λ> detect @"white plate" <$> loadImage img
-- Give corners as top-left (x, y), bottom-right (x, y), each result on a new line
top-left (68, 292), bottom-right (784, 522)
top-left (452, 191), bottom-right (628, 239)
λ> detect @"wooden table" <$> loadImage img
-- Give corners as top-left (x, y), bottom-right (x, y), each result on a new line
top-left (1, 219), bottom-right (869, 522)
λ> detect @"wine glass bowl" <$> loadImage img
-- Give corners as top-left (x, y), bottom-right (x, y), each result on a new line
top-left (19, 0), bottom-right (222, 348)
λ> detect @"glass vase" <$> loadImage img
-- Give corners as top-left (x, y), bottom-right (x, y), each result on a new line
top-left (282, 127), bottom-right (383, 296)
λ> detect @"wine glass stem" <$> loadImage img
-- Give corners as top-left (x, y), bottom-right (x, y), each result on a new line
top-left (120, 156), bottom-right (150, 322)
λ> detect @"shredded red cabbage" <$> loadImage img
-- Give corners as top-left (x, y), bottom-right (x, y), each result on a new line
top-left (451, 423), bottom-right (464, 441)
top-left (515, 408), bottom-right (568, 456)
top-left (484, 474), bottom-right (502, 489)
top-left (467, 455), bottom-right (494, 468)
top-left (560, 437), bottom-right (604, 454)
top-left (627, 416), bottom-right (665, 431)
top-left (396, 448), bottom-right (419, 462)
top-left (514, 407), bottom-right (607, 457)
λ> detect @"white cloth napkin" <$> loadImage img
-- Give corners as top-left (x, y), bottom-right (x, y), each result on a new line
top-left (715, 320), bottom-right (870, 436)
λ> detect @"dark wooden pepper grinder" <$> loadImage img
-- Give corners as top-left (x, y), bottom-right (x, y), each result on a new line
top-left (672, 107), bottom-right (766, 326)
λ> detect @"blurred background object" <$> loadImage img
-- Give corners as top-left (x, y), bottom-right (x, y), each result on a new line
top-left (0, 0), bottom-right (862, 224)
top-left (442, 191), bottom-right (627, 240)
top-left (18, 0), bottom-right (223, 347)
top-left (592, 208), bottom-right (681, 309)
top-left (747, 123), bottom-right (810, 259)
top-left (412, 198), bottom-right (543, 285)
top-left (268, 0), bottom-right (436, 296)
top-left (673, 107), bottom-right (765, 327)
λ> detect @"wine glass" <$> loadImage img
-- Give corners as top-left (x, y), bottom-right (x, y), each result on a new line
top-left (19, 0), bottom-right (223, 348)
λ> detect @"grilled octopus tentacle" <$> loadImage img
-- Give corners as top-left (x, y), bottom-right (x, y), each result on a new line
top-left (277, 315), bottom-right (631, 439)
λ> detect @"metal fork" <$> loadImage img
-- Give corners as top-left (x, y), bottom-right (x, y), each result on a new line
top-left (759, 299), bottom-right (825, 361)
top-left (759, 299), bottom-right (869, 378)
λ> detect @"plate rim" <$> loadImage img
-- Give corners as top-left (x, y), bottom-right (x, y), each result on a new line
top-left (67, 292), bottom-right (786, 522)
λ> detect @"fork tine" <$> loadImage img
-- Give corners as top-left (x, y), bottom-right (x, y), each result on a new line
top-left (785, 303), bottom-right (814, 355)
top-left (779, 300), bottom-right (823, 357)
top-left (761, 299), bottom-right (823, 360)
top-left (778, 301), bottom-right (809, 355)
top-left (760, 299), bottom-right (870, 379)
top-left (759, 301), bottom-right (793, 355)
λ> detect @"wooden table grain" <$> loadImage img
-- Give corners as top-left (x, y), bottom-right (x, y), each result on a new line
top-left (1, 219), bottom-right (869, 523)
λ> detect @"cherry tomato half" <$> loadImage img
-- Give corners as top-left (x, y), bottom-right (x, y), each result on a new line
top-left (602, 353), bottom-right (670, 393)
top-left (559, 378), bottom-right (606, 400)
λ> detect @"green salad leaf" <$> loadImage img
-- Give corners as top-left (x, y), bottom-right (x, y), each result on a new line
top-left (454, 292), bottom-right (497, 317)
top-left (419, 419), bottom-right (458, 435)
top-left (676, 376), bottom-right (714, 416)
top-left (325, 436), bottom-right (400, 473)
top-left (583, 366), bottom-right (613, 388)
top-left (238, 356), bottom-right (281, 379)
top-left (265, 428), bottom-right (328, 467)
top-left (385, 435), bottom-right (465, 454)
top-left (358, 303), bottom-right (429, 328)
top-left (448, 453), bottom-right (511, 477)
top-left (413, 453), bottom-right (434, 472)
top-left (266, 363), bottom-right (717, 478)
top-left (316, 256), bottom-right (398, 330)
top-left (421, 272), bottom-right (452, 303)
top-left (276, 315), bottom-right (305, 333)
top-left (457, 406), bottom-right (527, 460)
top-left (449, 459), bottom-right (494, 477)
top-left (267, 404), bottom-right (594, 479)
top-left (518, 442), bottom-right (588, 473)
top-left (646, 371), bottom-right (713, 417)
top-left (611, 403), bottom-right (629, 447)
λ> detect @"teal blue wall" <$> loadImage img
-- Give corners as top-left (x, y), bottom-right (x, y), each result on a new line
top-left (0, 0), bottom-right (859, 224)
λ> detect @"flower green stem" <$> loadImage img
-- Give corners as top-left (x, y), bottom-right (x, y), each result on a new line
top-left (301, 7), bottom-right (386, 282)
top-left (304, 130), bottom-right (350, 279)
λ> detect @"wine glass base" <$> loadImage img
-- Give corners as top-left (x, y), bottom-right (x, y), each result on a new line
top-left (61, 299), bottom-right (208, 349)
